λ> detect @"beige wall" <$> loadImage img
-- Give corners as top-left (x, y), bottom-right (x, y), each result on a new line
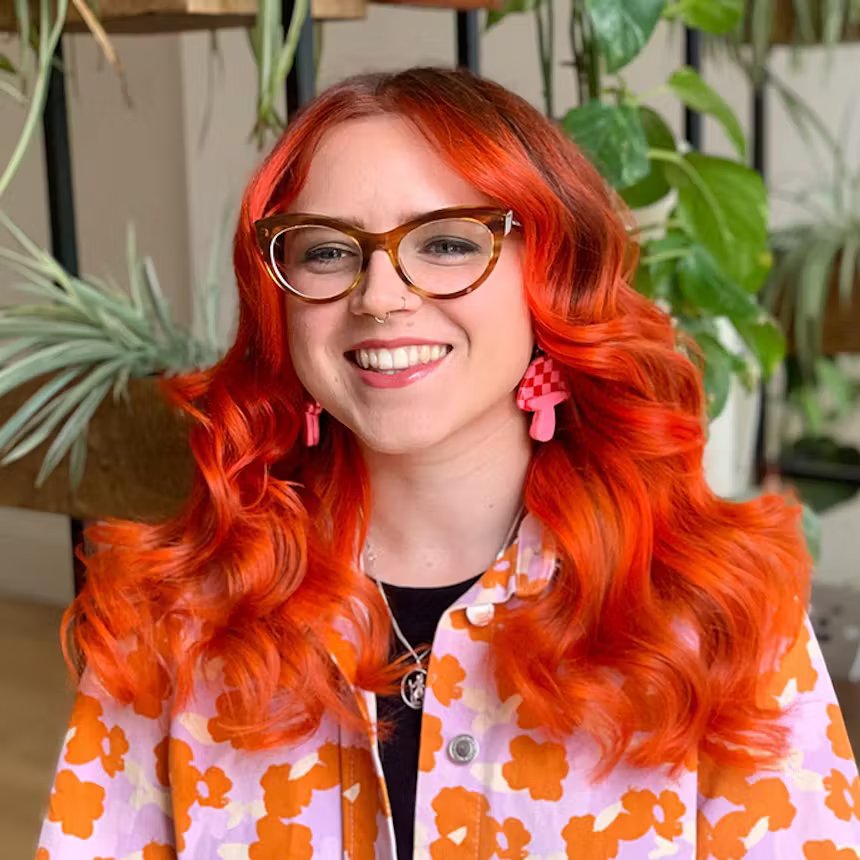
top-left (1, 9), bottom-right (859, 604)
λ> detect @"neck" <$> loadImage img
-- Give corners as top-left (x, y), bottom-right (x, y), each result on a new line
top-left (359, 401), bottom-right (533, 588)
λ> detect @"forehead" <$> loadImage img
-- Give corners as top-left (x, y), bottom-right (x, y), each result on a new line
top-left (288, 114), bottom-right (495, 229)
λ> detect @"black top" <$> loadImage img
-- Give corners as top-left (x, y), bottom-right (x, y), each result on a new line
top-left (376, 571), bottom-right (484, 860)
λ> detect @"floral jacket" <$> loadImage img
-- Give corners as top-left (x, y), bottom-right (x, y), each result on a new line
top-left (36, 511), bottom-right (860, 859)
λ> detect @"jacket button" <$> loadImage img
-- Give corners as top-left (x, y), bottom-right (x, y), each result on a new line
top-left (447, 733), bottom-right (479, 764)
top-left (465, 603), bottom-right (494, 627)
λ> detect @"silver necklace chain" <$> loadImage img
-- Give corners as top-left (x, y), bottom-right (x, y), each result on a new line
top-left (360, 502), bottom-right (526, 708)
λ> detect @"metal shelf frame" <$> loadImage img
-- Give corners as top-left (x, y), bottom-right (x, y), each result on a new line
top-left (40, 3), bottom-right (481, 594)
top-left (41, 13), bottom-right (850, 596)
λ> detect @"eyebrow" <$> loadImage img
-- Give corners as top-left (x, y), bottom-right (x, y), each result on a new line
top-left (325, 208), bottom-right (450, 229)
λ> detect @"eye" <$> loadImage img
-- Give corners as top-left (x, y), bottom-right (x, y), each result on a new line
top-left (421, 237), bottom-right (481, 257)
top-left (298, 244), bottom-right (360, 274)
top-left (304, 244), bottom-right (356, 263)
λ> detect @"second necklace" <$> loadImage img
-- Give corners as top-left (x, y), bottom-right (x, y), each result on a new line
top-left (361, 503), bottom-right (526, 710)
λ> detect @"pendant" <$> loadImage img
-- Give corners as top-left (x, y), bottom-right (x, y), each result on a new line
top-left (400, 666), bottom-right (427, 710)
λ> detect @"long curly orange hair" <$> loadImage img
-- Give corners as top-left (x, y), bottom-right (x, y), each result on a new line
top-left (62, 66), bottom-right (812, 784)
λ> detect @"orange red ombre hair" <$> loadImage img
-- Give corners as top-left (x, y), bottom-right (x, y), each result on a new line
top-left (61, 66), bottom-right (812, 783)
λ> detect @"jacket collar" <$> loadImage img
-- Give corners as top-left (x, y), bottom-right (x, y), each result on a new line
top-left (318, 509), bottom-right (558, 687)
top-left (450, 509), bottom-right (558, 610)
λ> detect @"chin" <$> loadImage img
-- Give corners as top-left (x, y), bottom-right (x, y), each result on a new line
top-left (357, 422), bottom-right (446, 455)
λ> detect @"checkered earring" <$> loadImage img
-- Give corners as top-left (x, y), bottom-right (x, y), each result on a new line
top-left (516, 347), bottom-right (571, 442)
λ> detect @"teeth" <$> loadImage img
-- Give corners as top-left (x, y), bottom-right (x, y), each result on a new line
top-left (355, 344), bottom-right (450, 371)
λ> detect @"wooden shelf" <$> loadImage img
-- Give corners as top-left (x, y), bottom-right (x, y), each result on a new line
top-left (0, 0), bottom-right (367, 31)
top-left (0, 374), bottom-right (194, 522)
top-left (745, 0), bottom-right (860, 46)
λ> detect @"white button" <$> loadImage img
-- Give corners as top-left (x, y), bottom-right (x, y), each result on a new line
top-left (465, 603), bottom-right (494, 627)
top-left (447, 733), bottom-right (479, 764)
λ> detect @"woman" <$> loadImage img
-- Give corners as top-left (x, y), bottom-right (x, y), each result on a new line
top-left (36, 66), bottom-right (860, 859)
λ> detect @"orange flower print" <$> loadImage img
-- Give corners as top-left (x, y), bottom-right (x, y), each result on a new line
top-left (492, 664), bottom-right (542, 730)
top-left (614, 788), bottom-right (686, 842)
top-left (428, 654), bottom-right (466, 707)
top-left (154, 737), bottom-right (232, 851)
top-left (742, 776), bottom-right (796, 830)
top-left (827, 703), bottom-right (856, 761)
top-left (430, 787), bottom-right (499, 860)
top-left (804, 839), bottom-right (860, 859)
top-left (419, 713), bottom-right (444, 772)
top-left (126, 644), bottom-right (171, 719)
top-left (501, 735), bottom-right (569, 801)
top-left (340, 745), bottom-right (382, 860)
top-left (142, 843), bottom-right (178, 860)
top-left (259, 743), bottom-right (340, 819)
top-left (250, 817), bottom-right (314, 860)
top-left (47, 769), bottom-right (106, 839)
top-left (696, 808), bottom-right (760, 860)
top-left (208, 689), bottom-right (274, 751)
top-left (65, 694), bottom-right (129, 778)
top-left (318, 627), bottom-right (359, 686)
top-left (35, 849), bottom-right (50, 860)
top-left (697, 760), bottom-right (798, 856)
top-left (496, 817), bottom-right (531, 859)
top-left (247, 744), bottom-right (341, 858)
top-left (561, 813), bottom-right (622, 858)
top-left (449, 608), bottom-right (493, 644)
top-left (757, 615), bottom-right (817, 707)
top-left (479, 558), bottom-right (513, 590)
top-left (824, 768), bottom-right (860, 821)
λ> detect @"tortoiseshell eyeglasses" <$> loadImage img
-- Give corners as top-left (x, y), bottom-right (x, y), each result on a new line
top-left (253, 205), bottom-right (522, 303)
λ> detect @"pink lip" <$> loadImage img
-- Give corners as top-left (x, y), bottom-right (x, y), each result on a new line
top-left (348, 349), bottom-right (451, 388)
top-left (347, 337), bottom-right (452, 352)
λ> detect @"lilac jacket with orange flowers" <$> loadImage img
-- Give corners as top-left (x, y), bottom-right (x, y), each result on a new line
top-left (36, 512), bottom-right (860, 858)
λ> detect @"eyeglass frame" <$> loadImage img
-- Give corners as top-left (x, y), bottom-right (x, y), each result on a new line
top-left (253, 205), bottom-right (523, 304)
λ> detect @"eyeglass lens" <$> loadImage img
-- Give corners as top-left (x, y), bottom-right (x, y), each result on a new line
top-left (269, 217), bottom-right (495, 299)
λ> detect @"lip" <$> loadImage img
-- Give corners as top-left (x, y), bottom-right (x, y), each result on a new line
top-left (346, 337), bottom-right (452, 353)
top-left (347, 347), bottom-right (451, 389)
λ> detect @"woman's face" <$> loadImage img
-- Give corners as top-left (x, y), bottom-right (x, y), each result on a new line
top-left (283, 114), bottom-right (534, 455)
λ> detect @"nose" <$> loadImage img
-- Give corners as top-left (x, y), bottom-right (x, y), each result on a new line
top-left (349, 247), bottom-right (411, 319)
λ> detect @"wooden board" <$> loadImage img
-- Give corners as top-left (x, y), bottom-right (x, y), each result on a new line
top-left (373, 0), bottom-right (501, 8)
top-left (0, 0), bottom-right (367, 31)
top-left (0, 373), bottom-right (194, 522)
top-left (744, 0), bottom-right (860, 46)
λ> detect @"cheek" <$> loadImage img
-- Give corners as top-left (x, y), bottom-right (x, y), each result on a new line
top-left (481, 266), bottom-right (532, 344)
top-left (284, 304), bottom-right (332, 384)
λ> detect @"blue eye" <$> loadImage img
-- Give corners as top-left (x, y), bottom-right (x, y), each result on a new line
top-left (421, 237), bottom-right (481, 257)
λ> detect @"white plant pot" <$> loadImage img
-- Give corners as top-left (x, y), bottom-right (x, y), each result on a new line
top-left (702, 317), bottom-right (762, 498)
top-left (629, 189), bottom-right (678, 243)
top-left (629, 194), bottom-right (761, 498)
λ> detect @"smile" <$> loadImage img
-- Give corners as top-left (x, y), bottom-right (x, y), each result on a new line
top-left (346, 345), bottom-right (453, 389)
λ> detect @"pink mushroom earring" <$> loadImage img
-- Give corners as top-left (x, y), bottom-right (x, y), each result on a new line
top-left (516, 347), bottom-right (571, 442)
top-left (304, 400), bottom-right (322, 447)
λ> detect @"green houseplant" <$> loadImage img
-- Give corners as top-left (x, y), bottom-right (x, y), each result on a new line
top-left (1, 0), bottom-right (779, 490)
top-left (756, 85), bottom-right (860, 512)
top-left (487, 0), bottom-right (783, 422)
top-left (0, 0), bottom-right (823, 561)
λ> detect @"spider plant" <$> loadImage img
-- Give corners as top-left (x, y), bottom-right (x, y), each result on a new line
top-left (0, 0), bottom-right (69, 199)
top-left (1, 0), bottom-right (309, 199)
top-left (0, 210), bottom-right (229, 492)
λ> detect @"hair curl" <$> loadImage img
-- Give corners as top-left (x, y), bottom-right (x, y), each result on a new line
top-left (62, 65), bottom-right (812, 784)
